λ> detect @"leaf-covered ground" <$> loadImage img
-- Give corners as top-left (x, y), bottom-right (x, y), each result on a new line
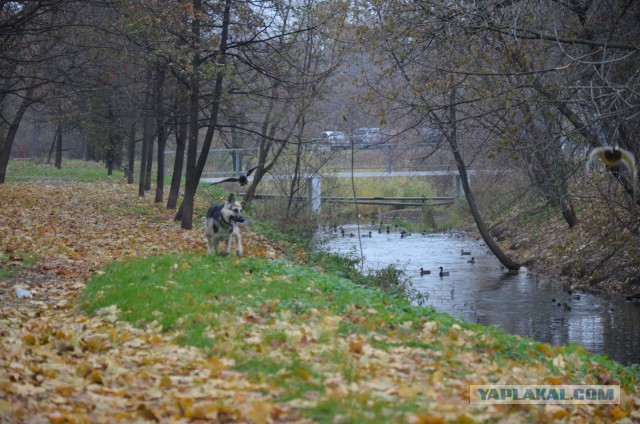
top-left (1, 180), bottom-right (639, 423)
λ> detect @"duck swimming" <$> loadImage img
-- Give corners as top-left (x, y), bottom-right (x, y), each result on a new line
top-left (420, 267), bottom-right (431, 276)
top-left (438, 267), bottom-right (449, 277)
top-left (467, 257), bottom-right (475, 264)
top-left (461, 249), bottom-right (471, 255)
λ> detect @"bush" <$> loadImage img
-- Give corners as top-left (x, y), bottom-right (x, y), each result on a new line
top-left (365, 265), bottom-right (428, 305)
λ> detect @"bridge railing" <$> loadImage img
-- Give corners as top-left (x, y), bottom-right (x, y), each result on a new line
top-left (164, 148), bottom-right (260, 178)
top-left (167, 147), bottom-right (469, 211)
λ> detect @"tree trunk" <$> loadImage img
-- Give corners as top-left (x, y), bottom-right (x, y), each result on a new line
top-left (534, 80), bottom-right (639, 205)
top-left (54, 121), bottom-right (62, 169)
top-left (514, 86), bottom-right (579, 228)
top-left (179, 0), bottom-right (231, 230)
top-left (561, 198), bottom-right (579, 228)
top-left (106, 130), bottom-right (114, 176)
top-left (242, 87), bottom-right (304, 208)
top-left (144, 122), bottom-right (154, 191)
top-left (242, 133), bottom-right (288, 208)
top-left (138, 116), bottom-right (150, 196)
top-left (0, 93), bottom-right (32, 183)
top-left (154, 66), bottom-right (166, 204)
top-left (286, 137), bottom-right (303, 217)
top-left (243, 90), bottom-right (277, 207)
top-left (167, 96), bottom-right (187, 209)
top-left (155, 125), bottom-right (166, 203)
top-left (127, 122), bottom-right (136, 184)
top-left (138, 66), bottom-right (155, 196)
top-left (47, 131), bottom-right (57, 164)
top-left (177, 0), bottom-right (203, 227)
top-left (447, 87), bottom-right (520, 271)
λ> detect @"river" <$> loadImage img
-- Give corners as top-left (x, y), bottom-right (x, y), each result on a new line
top-left (317, 224), bottom-right (640, 366)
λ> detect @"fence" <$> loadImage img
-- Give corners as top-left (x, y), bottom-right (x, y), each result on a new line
top-left (164, 148), bottom-right (260, 178)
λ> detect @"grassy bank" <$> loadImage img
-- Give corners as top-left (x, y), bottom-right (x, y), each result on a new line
top-left (80, 252), bottom-right (640, 421)
top-left (6, 159), bottom-right (125, 182)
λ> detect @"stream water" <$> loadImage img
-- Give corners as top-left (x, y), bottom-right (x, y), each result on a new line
top-left (317, 224), bottom-right (640, 366)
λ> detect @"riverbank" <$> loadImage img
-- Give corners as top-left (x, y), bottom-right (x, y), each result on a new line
top-left (486, 208), bottom-right (640, 297)
top-left (376, 202), bottom-right (640, 297)
top-left (318, 226), bottom-right (640, 365)
top-left (1, 179), bottom-right (639, 422)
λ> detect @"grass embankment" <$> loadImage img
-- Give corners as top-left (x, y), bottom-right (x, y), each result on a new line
top-left (1, 160), bottom-right (639, 422)
top-left (5, 159), bottom-right (125, 182)
top-left (81, 253), bottom-right (640, 421)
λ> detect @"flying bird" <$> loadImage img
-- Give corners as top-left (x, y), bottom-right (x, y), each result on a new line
top-left (210, 164), bottom-right (262, 186)
top-left (586, 144), bottom-right (637, 201)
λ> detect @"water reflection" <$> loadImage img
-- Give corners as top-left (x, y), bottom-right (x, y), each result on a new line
top-left (317, 225), bottom-right (640, 365)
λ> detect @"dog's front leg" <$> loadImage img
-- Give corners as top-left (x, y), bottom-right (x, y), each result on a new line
top-left (212, 236), bottom-right (222, 256)
top-left (206, 232), bottom-right (215, 255)
top-left (234, 231), bottom-right (243, 257)
top-left (225, 233), bottom-right (233, 256)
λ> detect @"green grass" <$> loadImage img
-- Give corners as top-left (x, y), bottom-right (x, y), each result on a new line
top-left (6, 159), bottom-right (125, 182)
top-left (81, 254), bottom-right (427, 334)
top-left (80, 253), bottom-right (640, 420)
top-left (81, 253), bottom-right (452, 414)
top-left (0, 252), bottom-right (37, 281)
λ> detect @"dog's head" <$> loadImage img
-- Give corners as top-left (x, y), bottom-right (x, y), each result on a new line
top-left (222, 193), bottom-right (245, 224)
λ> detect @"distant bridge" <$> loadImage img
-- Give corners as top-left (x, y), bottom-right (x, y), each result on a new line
top-left (200, 170), bottom-right (470, 212)
top-left (166, 148), bottom-right (472, 212)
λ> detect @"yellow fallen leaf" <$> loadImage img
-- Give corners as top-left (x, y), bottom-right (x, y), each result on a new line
top-left (552, 354), bottom-right (566, 369)
top-left (87, 370), bottom-right (103, 384)
top-left (0, 399), bottom-right (12, 413)
top-left (293, 366), bottom-right (311, 381)
top-left (409, 413), bottom-right (446, 424)
top-left (349, 338), bottom-right (364, 354)
top-left (137, 404), bottom-right (160, 422)
top-left (247, 400), bottom-right (272, 424)
top-left (535, 343), bottom-right (553, 357)
top-left (543, 376), bottom-right (563, 385)
top-left (21, 334), bottom-right (36, 346)
top-left (610, 405), bottom-right (628, 420)
top-left (55, 386), bottom-right (75, 397)
top-left (159, 374), bottom-right (171, 388)
top-left (178, 397), bottom-right (194, 417)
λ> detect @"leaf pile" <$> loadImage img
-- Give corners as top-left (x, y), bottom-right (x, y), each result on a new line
top-left (0, 181), bottom-right (283, 422)
top-left (1, 180), bottom-right (639, 423)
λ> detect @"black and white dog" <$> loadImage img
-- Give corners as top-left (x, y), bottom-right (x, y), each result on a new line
top-left (204, 193), bottom-right (246, 256)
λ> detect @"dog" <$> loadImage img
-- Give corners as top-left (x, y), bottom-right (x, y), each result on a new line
top-left (204, 193), bottom-right (246, 256)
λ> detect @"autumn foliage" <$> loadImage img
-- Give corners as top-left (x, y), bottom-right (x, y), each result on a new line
top-left (1, 180), bottom-right (639, 422)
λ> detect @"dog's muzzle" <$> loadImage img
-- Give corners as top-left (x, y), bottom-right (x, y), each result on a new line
top-left (229, 216), bottom-right (245, 230)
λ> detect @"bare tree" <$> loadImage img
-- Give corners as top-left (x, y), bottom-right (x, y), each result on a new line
top-left (0, 1), bottom-right (77, 182)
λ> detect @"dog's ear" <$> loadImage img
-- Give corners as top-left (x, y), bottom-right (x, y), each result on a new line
top-left (227, 193), bottom-right (235, 203)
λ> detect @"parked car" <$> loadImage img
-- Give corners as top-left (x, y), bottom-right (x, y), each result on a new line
top-left (350, 127), bottom-right (380, 144)
top-left (419, 127), bottom-right (443, 144)
top-left (319, 131), bottom-right (347, 145)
